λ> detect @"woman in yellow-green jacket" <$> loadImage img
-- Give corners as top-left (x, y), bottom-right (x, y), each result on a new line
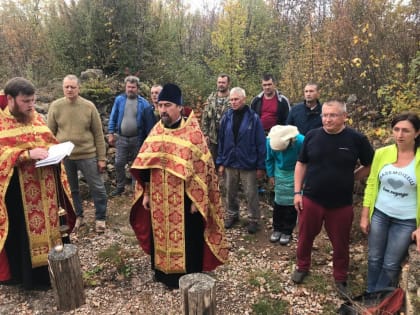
top-left (361, 112), bottom-right (420, 293)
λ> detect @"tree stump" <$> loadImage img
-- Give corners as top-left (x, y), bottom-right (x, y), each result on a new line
top-left (48, 244), bottom-right (85, 311)
top-left (179, 273), bottom-right (216, 315)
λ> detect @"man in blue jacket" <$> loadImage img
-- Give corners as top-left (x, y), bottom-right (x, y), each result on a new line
top-left (216, 87), bottom-right (266, 234)
top-left (108, 76), bottom-right (156, 196)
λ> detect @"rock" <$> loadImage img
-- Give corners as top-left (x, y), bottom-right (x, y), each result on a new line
top-left (81, 69), bottom-right (104, 81)
top-left (35, 102), bottom-right (49, 114)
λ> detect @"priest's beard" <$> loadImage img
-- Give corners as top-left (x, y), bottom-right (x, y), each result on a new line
top-left (161, 114), bottom-right (182, 127)
top-left (10, 106), bottom-right (34, 124)
top-left (160, 114), bottom-right (172, 127)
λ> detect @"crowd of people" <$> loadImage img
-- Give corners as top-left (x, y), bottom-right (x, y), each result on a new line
top-left (0, 74), bottom-right (418, 303)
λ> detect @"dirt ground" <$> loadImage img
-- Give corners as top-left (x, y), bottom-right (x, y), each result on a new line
top-left (0, 189), bottom-right (369, 315)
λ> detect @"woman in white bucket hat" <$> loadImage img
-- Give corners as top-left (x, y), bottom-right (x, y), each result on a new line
top-left (266, 125), bottom-right (304, 244)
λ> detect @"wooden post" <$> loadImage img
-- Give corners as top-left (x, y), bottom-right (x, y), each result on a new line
top-left (179, 273), bottom-right (216, 315)
top-left (48, 244), bottom-right (85, 311)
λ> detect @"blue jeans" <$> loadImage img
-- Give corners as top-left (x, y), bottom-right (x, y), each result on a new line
top-left (64, 158), bottom-right (107, 220)
top-left (225, 168), bottom-right (260, 222)
top-left (115, 135), bottom-right (140, 190)
top-left (367, 208), bottom-right (416, 292)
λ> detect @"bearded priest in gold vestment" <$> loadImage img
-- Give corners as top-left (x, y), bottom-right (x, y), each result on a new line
top-left (0, 77), bottom-right (75, 289)
top-left (130, 83), bottom-right (228, 288)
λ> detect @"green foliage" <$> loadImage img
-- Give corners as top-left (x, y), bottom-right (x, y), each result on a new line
top-left (0, 0), bottom-right (418, 120)
top-left (252, 298), bottom-right (288, 315)
top-left (98, 243), bottom-right (133, 278)
top-left (0, 0), bottom-right (53, 83)
top-left (248, 264), bottom-right (289, 314)
top-left (80, 79), bottom-right (114, 111)
top-left (140, 1), bottom-right (216, 105)
top-left (206, 1), bottom-right (247, 85)
top-left (84, 264), bottom-right (103, 276)
top-left (282, 22), bottom-right (327, 102)
top-left (206, 0), bottom-right (286, 97)
top-left (304, 273), bottom-right (331, 295)
top-left (248, 269), bottom-right (283, 294)
top-left (377, 51), bottom-right (420, 118)
top-left (83, 265), bottom-right (103, 286)
top-left (44, 0), bottom-right (151, 77)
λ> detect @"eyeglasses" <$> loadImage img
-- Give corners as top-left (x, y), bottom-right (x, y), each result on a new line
top-left (320, 113), bottom-right (342, 119)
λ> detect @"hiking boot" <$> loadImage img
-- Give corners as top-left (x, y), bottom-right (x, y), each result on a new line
top-left (74, 216), bottom-right (84, 231)
top-left (95, 220), bottom-right (106, 233)
top-left (247, 221), bottom-right (258, 234)
top-left (279, 234), bottom-right (292, 245)
top-left (335, 281), bottom-right (349, 299)
top-left (110, 188), bottom-right (124, 197)
top-left (291, 269), bottom-right (308, 284)
top-left (224, 216), bottom-right (239, 229)
top-left (270, 231), bottom-right (281, 243)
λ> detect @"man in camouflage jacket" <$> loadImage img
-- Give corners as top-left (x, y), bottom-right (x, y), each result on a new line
top-left (201, 74), bottom-right (231, 164)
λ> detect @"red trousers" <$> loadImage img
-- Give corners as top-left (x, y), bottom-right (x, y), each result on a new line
top-left (296, 196), bottom-right (353, 282)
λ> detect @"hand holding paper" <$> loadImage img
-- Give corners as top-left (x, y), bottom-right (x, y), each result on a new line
top-left (35, 141), bottom-right (74, 167)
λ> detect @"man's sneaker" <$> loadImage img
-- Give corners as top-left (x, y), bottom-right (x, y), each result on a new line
top-left (224, 216), bottom-right (239, 229)
top-left (74, 216), bottom-right (84, 231)
top-left (95, 220), bottom-right (106, 233)
top-left (291, 269), bottom-right (308, 284)
top-left (279, 234), bottom-right (292, 245)
top-left (335, 281), bottom-right (349, 299)
top-left (247, 221), bottom-right (258, 234)
top-left (270, 231), bottom-right (281, 243)
top-left (110, 188), bottom-right (124, 197)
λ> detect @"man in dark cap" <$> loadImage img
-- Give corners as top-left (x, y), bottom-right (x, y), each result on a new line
top-left (129, 83), bottom-right (228, 289)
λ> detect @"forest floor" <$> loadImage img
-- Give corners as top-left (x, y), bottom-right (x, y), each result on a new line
top-left (0, 190), bottom-right (369, 315)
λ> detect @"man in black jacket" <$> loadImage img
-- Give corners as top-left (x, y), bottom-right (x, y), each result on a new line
top-left (287, 83), bottom-right (322, 135)
top-left (250, 74), bottom-right (290, 133)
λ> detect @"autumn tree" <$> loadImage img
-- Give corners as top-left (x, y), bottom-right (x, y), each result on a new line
top-left (0, 0), bottom-right (53, 83)
top-left (44, 0), bottom-right (151, 77)
top-left (206, 0), bottom-right (247, 86)
top-left (0, 0), bottom-right (417, 116)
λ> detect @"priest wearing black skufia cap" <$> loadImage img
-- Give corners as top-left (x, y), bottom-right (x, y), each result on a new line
top-left (129, 83), bottom-right (228, 289)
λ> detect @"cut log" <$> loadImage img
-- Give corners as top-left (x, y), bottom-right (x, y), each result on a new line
top-left (48, 244), bottom-right (85, 311)
top-left (179, 273), bottom-right (216, 315)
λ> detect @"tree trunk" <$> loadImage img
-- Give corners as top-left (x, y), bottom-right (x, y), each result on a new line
top-left (179, 273), bottom-right (216, 315)
top-left (48, 244), bottom-right (85, 311)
